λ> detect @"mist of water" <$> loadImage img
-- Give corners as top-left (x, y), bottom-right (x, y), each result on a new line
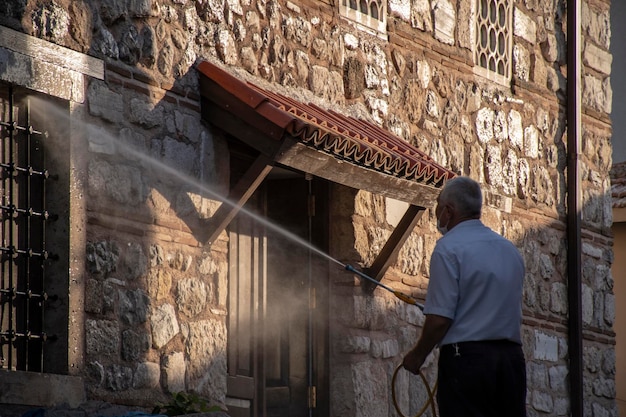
top-left (29, 95), bottom-right (348, 270)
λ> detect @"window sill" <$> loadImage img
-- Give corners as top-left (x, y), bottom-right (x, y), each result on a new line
top-left (473, 66), bottom-right (511, 88)
top-left (339, 5), bottom-right (387, 39)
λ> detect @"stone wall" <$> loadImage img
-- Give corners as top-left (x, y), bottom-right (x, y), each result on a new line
top-left (0, 0), bottom-right (617, 416)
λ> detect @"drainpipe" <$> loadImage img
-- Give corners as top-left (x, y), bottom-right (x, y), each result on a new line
top-left (566, 1), bottom-right (583, 417)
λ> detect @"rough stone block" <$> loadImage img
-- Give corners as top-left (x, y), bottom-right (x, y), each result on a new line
top-left (216, 30), bottom-right (238, 65)
top-left (129, 97), bottom-right (164, 129)
top-left (457, 0), bottom-right (474, 49)
top-left (531, 390), bottom-right (554, 413)
top-left (502, 151), bottom-right (518, 196)
top-left (592, 377), bottom-right (616, 398)
top-left (514, 8), bottom-right (537, 44)
top-left (523, 125), bottom-right (539, 158)
top-left (106, 364), bottom-right (134, 391)
top-left (388, 0), bottom-right (410, 21)
top-left (85, 279), bottom-right (103, 314)
top-left (147, 268), bottom-right (172, 300)
top-left (508, 109), bottom-right (523, 149)
top-left (583, 42), bottom-right (612, 75)
top-left (433, 0), bottom-right (455, 45)
top-left (513, 44), bottom-right (531, 82)
top-left (86, 319), bottom-right (120, 358)
top-left (411, 0), bottom-right (432, 31)
top-left (88, 80), bottom-right (123, 123)
top-left (548, 365), bottom-right (569, 393)
top-left (119, 242), bottom-right (148, 281)
top-left (550, 282), bottom-right (567, 314)
top-left (88, 159), bottom-right (146, 206)
top-left (352, 362), bottom-right (389, 417)
top-left (122, 329), bottom-right (151, 362)
top-left (185, 319), bottom-right (228, 402)
top-left (533, 331), bottom-right (558, 361)
top-left (582, 284), bottom-right (594, 325)
top-left (604, 292), bottom-right (615, 326)
top-left (540, 32), bottom-right (559, 63)
top-left (370, 339), bottom-right (398, 359)
top-left (476, 107), bottom-right (494, 144)
top-left (583, 74), bottom-right (610, 114)
top-left (310, 65), bottom-right (330, 98)
top-left (582, 3), bottom-right (611, 49)
top-left (160, 136), bottom-right (199, 179)
top-left (527, 362), bottom-right (548, 389)
top-left (177, 278), bottom-right (209, 317)
top-left (151, 303), bottom-right (180, 349)
top-left (134, 362), bottom-right (161, 389)
top-left (425, 90), bottom-right (440, 118)
top-left (163, 351), bottom-right (186, 393)
top-left (484, 146), bottom-right (502, 189)
top-left (339, 335), bottom-right (371, 353)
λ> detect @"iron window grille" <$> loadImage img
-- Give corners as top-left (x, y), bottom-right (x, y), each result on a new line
top-left (0, 84), bottom-right (58, 372)
top-left (473, 0), bottom-right (513, 85)
top-left (339, 0), bottom-right (386, 35)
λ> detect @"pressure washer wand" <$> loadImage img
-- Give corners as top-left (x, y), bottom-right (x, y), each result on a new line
top-left (345, 264), bottom-right (424, 311)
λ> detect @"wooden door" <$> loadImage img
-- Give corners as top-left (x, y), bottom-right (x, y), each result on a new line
top-left (227, 177), bottom-right (329, 417)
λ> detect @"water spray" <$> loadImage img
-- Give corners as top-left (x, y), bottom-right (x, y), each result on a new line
top-left (344, 264), bottom-right (424, 311)
top-left (38, 97), bottom-right (435, 416)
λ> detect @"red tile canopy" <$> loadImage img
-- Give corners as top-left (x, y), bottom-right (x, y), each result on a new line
top-left (197, 60), bottom-right (456, 207)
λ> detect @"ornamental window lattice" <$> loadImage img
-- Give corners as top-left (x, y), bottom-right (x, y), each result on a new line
top-left (474, 0), bottom-right (513, 85)
top-left (0, 84), bottom-right (58, 372)
top-left (339, 0), bottom-right (386, 35)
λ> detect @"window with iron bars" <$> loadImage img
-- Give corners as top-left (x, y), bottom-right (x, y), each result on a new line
top-left (474, 0), bottom-right (513, 85)
top-left (0, 83), bottom-right (69, 373)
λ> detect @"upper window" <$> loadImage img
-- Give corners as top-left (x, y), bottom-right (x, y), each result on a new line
top-left (474, 0), bottom-right (513, 85)
top-left (339, 0), bottom-right (386, 35)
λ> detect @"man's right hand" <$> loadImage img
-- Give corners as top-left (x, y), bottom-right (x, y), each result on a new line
top-left (402, 347), bottom-right (426, 375)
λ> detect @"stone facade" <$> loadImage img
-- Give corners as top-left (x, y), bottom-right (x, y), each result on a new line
top-left (0, 0), bottom-right (617, 417)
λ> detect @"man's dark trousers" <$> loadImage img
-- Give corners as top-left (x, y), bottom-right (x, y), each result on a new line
top-left (437, 340), bottom-right (527, 417)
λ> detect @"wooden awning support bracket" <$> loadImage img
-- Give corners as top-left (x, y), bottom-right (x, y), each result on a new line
top-left (204, 154), bottom-right (274, 245)
top-left (362, 204), bottom-right (426, 294)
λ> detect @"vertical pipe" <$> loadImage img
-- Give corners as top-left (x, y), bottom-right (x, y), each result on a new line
top-left (566, 1), bottom-right (583, 417)
top-left (7, 85), bottom-right (15, 369)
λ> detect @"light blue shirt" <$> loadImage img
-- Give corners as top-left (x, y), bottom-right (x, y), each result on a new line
top-left (424, 219), bottom-right (525, 345)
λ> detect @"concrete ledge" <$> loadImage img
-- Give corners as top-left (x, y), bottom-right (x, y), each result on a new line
top-left (0, 370), bottom-right (86, 408)
top-left (0, 25), bottom-right (105, 103)
top-left (0, 25), bottom-right (104, 80)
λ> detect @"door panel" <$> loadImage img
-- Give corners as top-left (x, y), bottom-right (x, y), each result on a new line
top-left (227, 177), bottom-right (329, 417)
top-left (227, 202), bottom-right (266, 417)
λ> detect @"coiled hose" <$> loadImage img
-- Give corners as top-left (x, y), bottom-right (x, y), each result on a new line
top-left (391, 365), bottom-right (438, 417)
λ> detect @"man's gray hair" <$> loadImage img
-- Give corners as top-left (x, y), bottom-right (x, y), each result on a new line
top-left (439, 176), bottom-right (482, 217)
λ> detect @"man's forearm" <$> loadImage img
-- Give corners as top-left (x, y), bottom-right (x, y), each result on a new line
top-left (415, 314), bottom-right (451, 355)
top-left (402, 314), bottom-right (452, 374)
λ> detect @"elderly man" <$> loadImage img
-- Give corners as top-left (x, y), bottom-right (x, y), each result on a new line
top-left (402, 176), bottom-right (526, 417)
